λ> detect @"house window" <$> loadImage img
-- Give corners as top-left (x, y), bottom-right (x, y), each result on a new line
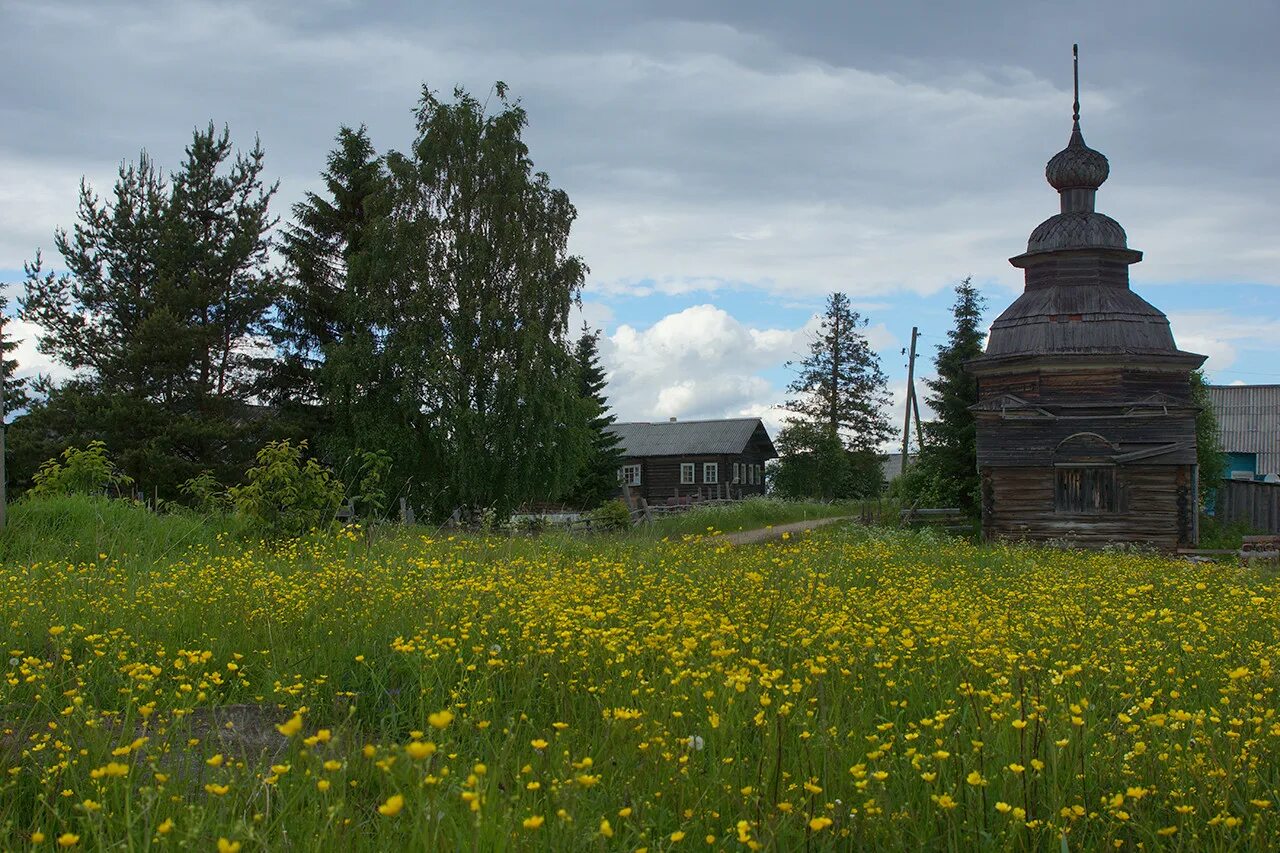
top-left (680, 463), bottom-right (695, 485)
top-left (703, 462), bottom-right (718, 484)
top-left (751, 464), bottom-right (759, 485)
top-left (733, 462), bottom-right (741, 483)
top-left (1054, 466), bottom-right (1117, 513)
top-left (619, 464), bottom-right (642, 487)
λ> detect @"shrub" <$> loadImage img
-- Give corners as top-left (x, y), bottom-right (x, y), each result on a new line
top-left (590, 499), bottom-right (632, 531)
top-left (229, 440), bottom-right (345, 538)
top-left (29, 441), bottom-right (133, 498)
top-left (352, 449), bottom-right (393, 520)
top-left (180, 470), bottom-right (232, 514)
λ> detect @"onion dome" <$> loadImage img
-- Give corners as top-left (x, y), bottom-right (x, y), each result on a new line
top-left (1045, 121), bottom-right (1110, 190)
top-left (1021, 53), bottom-right (1125, 255)
top-left (1027, 210), bottom-right (1126, 253)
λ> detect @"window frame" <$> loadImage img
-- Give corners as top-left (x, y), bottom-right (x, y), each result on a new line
top-left (1053, 465), bottom-right (1118, 514)
top-left (619, 464), bottom-right (642, 487)
top-left (680, 462), bottom-right (695, 485)
top-left (703, 462), bottom-right (719, 484)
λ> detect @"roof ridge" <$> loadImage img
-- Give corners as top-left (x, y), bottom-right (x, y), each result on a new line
top-left (612, 417), bottom-right (763, 425)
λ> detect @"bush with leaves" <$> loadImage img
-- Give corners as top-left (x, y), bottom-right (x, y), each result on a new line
top-left (179, 471), bottom-right (232, 515)
top-left (29, 441), bottom-right (134, 498)
top-left (229, 440), bottom-right (344, 538)
top-left (351, 449), bottom-right (393, 520)
top-left (590, 499), bottom-right (633, 532)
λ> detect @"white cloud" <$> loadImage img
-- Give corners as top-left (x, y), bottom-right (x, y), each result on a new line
top-left (6, 316), bottom-right (73, 386)
top-left (597, 303), bottom-right (904, 449)
top-left (1165, 309), bottom-right (1280, 377)
top-left (600, 304), bottom-right (813, 424)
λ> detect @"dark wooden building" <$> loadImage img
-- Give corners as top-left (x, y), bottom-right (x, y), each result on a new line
top-left (609, 418), bottom-right (778, 504)
top-left (967, 57), bottom-right (1206, 550)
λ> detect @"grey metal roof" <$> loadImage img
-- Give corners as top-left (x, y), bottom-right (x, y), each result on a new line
top-left (608, 418), bottom-right (776, 458)
top-left (1207, 385), bottom-right (1280, 476)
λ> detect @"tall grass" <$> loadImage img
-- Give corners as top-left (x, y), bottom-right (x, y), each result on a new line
top-left (0, 495), bottom-right (246, 567)
top-left (636, 497), bottom-right (863, 538)
top-left (2, 500), bottom-right (1278, 849)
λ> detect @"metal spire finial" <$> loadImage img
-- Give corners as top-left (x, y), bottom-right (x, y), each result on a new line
top-left (1072, 43), bottom-right (1080, 124)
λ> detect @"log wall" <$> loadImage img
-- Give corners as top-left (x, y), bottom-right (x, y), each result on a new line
top-left (981, 465), bottom-right (1192, 549)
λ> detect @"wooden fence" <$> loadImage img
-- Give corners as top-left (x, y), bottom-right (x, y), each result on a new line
top-left (1216, 478), bottom-right (1280, 534)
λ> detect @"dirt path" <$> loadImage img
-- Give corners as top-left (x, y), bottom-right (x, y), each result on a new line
top-left (720, 516), bottom-right (851, 546)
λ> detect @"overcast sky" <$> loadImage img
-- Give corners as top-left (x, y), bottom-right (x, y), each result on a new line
top-left (3, 0), bottom-right (1278, 437)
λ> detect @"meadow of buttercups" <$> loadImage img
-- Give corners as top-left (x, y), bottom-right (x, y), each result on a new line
top-left (2, 516), bottom-right (1278, 850)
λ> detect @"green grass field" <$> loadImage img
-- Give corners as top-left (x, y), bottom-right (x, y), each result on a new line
top-left (2, 497), bottom-right (1278, 850)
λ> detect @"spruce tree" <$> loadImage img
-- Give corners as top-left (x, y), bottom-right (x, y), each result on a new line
top-left (15, 124), bottom-right (281, 495)
top-left (909, 277), bottom-right (986, 512)
top-left (566, 325), bottom-right (624, 509)
top-left (775, 292), bottom-right (892, 498)
top-left (375, 85), bottom-right (589, 519)
top-left (268, 126), bottom-right (417, 499)
top-left (273, 126), bottom-right (385, 408)
top-left (0, 297), bottom-right (31, 414)
top-left (784, 292), bottom-right (893, 452)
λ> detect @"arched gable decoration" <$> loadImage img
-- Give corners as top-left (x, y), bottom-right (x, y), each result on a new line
top-left (1055, 432), bottom-right (1119, 452)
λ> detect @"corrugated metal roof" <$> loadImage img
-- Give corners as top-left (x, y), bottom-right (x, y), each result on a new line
top-left (1207, 385), bottom-right (1280, 476)
top-left (608, 418), bottom-right (775, 458)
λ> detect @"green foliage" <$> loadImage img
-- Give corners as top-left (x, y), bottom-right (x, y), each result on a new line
top-left (1190, 369), bottom-right (1227, 505)
top-left (267, 127), bottom-right (418, 505)
top-left (1197, 513), bottom-right (1254, 550)
top-left (0, 295), bottom-right (31, 413)
top-left (771, 419), bottom-right (883, 501)
top-left (29, 440), bottom-right (134, 498)
top-left (776, 292), bottom-right (890, 500)
top-left (900, 278), bottom-right (986, 514)
top-left (179, 470), bottom-right (231, 515)
top-left (352, 449), bottom-right (393, 520)
top-left (640, 497), bottom-right (857, 538)
top-left (0, 493), bottom-right (246, 567)
top-left (16, 124), bottom-right (282, 499)
top-left (590, 499), bottom-right (633, 531)
top-left (784, 292), bottom-right (893, 453)
top-left (229, 440), bottom-right (345, 538)
top-left (371, 84), bottom-right (590, 519)
top-left (565, 325), bottom-right (625, 509)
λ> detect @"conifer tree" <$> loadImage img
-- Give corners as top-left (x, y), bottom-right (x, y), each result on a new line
top-left (0, 297), bottom-right (31, 414)
top-left (268, 126), bottom-right (416, 498)
top-left (905, 277), bottom-right (986, 512)
top-left (272, 126), bottom-right (385, 408)
top-left (566, 325), bottom-right (624, 509)
top-left (774, 292), bottom-right (891, 499)
top-left (784, 292), bottom-right (893, 452)
top-left (15, 124), bottom-right (281, 495)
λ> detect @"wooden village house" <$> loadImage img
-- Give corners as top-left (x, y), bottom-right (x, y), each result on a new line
top-left (609, 418), bottom-right (777, 505)
top-left (966, 54), bottom-right (1206, 550)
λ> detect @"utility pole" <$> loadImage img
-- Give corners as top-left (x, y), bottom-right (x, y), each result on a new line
top-left (900, 326), bottom-right (920, 475)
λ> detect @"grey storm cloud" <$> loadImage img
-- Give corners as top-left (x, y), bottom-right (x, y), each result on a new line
top-left (2, 0), bottom-right (1278, 298)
